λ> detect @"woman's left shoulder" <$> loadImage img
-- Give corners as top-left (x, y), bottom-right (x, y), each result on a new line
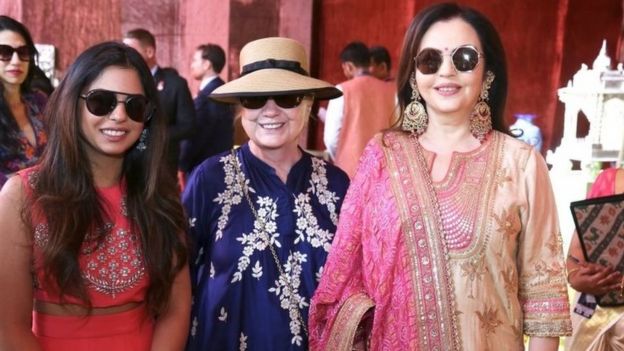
top-left (307, 153), bottom-right (349, 183)
top-left (496, 132), bottom-right (541, 165)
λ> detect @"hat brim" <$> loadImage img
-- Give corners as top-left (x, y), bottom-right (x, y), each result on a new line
top-left (209, 68), bottom-right (342, 104)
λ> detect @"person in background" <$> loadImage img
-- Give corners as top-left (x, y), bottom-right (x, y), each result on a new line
top-left (179, 43), bottom-right (234, 180)
top-left (182, 37), bottom-right (349, 350)
top-left (323, 41), bottom-right (396, 179)
top-left (310, 3), bottom-right (571, 350)
top-left (123, 28), bottom-right (196, 180)
top-left (369, 45), bottom-right (393, 81)
top-left (0, 41), bottom-right (190, 350)
top-left (0, 16), bottom-right (47, 188)
top-left (565, 167), bottom-right (624, 350)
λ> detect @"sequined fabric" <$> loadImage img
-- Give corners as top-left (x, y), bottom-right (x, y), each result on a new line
top-left (310, 131), bottom-right (572, 351)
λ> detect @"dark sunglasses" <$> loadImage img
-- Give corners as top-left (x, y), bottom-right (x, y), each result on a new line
top-left (0, 44), bottom-right (33, 62)
top-left (240, 95), bottom-right (306, 109)
top-left (80, 89), bottom-right (153, 123)
top-left (415, 45), bottom-right (481, 75)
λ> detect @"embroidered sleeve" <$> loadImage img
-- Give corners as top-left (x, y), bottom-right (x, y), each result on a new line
top-left (308, 139), bottom-right (384, 350)
top-left (517, 148), bottom-right (572, 337)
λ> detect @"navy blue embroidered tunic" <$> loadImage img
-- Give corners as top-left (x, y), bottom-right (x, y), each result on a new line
top-left (183, 144), bottom-right (349, 350)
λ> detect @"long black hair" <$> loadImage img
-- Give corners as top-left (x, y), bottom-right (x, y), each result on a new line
top-left (30, 41), bottom-right (187, 316)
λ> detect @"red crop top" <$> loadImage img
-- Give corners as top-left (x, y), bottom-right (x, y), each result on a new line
top-left (20, 168), bottom-right (149, 307)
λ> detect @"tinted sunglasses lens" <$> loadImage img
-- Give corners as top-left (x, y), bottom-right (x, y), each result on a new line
top-left (85, 91), bottom-right (116, 116)
top-left (0, 45), bottom-right (31, 61)
top-left (240, 96), bottom-right (268, 109)
top-left (274, 95), bottom-right (303, 108)
top-left (15, 46), bottom-right (32, 61)
top-left (416, 49), bottom-right (442, 74)
top-left (0, 45), bottom-right (14, 61)
top-left (125, 96), bottom-right (150, 122)
top-left (452, 47), bottom-right (479, 72)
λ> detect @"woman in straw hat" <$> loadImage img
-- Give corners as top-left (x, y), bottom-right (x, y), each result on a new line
top-left (182, 37), bottom-right (349, 350)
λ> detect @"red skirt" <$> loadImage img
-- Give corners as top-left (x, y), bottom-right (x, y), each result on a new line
top-left (33, 306), bottom-right (154, 351)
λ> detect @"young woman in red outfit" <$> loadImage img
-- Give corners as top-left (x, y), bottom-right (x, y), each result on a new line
top-left (0, 41), bottom-right (190, 350)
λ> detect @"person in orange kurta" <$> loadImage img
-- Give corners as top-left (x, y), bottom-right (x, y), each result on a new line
top-left (323, 41), bottom-right (396, 179)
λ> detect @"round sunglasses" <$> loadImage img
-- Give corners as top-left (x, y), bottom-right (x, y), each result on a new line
top-left (415, 45), bottom-right (482, 75)
top-left (240, 95), bottom-right (306, 109)
top-left (80, 89), bottom-right (153, 123)
top-left (0, 44), bottom-right (33, 62)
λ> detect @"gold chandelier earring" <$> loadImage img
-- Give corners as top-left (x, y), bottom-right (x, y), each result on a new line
top-left (401, 71), bottom-right (428, 136)
top-left (470, 70), bottom-right (495, 142)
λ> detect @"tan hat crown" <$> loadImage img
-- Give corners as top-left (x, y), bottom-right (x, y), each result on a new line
top-left (209, 36), bottom-right (341, 103)
top-left (239, 37), bottom-right (309, 74)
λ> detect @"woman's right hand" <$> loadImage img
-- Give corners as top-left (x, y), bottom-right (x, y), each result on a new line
top-left (568, 262), bottom-right (621, 296)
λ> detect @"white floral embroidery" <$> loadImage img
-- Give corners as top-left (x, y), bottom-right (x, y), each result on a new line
top-left (316, 266), bottom-right (324, 283)
top-left (189, 217), bottom-right (197, 228)
top-left (268, 252), bottom-right (308, 346)
top-left (252, 261), bottom-right (263, 279)
top-left (210, 261), bottom-right (215, 279)
top-left (191, 316), bottom-right (198, 336)
top-left (293, 193), bottom-right (334, 252)
top-left (213, 154), bottom-right (246, 241)
top-left (210, 154), bottom-right (342, 346)
top-left (310, 157), bottom-right (340, 225)
top-left (218, 307), bottom-right (228, 322)
top-left (232, 196), bottom-right (281, 283)
top-left (239, 333), bottom-right (248, 351)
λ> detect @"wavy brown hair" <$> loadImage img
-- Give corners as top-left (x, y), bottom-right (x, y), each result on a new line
top-left (27, 41), bottom-right (187, 317)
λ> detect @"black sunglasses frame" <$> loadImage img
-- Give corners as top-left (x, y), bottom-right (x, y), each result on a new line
top-left (239, 95), bottom-right (307, 109)
top-left (415, 45), bottom-right (482, 75)
top-left (79, 89), bottom-right (153, 123)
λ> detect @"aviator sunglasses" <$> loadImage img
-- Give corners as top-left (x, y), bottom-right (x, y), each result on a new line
top-left (415, 45), bottom-right (482, 75)
top-left (0, 44), bottom-right (33, 62)
top-left (80, 89), bottom-right (153, 123)
top-left (240, 94), bottom-right (306, 109)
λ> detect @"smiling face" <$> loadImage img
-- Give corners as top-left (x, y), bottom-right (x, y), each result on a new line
top-left (0, 30), bottom-right (29, 89)
top-left (80, 66), bottom-right (146, 165)
top-left (240, 95), bottom-right (312, 155)
top-left (415, 17), bottom-right (484, 124)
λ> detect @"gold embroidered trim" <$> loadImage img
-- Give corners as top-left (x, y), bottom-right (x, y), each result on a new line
top-left (326, 293), bottom-right (375, 351)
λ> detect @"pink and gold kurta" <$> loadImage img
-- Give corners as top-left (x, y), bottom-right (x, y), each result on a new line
top-left (309, 131), bottom-right (572, 351)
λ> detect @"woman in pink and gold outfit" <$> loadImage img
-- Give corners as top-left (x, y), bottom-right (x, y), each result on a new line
top-left (309, 3), bottom-right (572, 350)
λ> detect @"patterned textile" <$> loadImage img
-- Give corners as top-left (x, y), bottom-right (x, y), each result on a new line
top-left (309, 131), bottom-right (571, 351)
top-left (19, 168), bottom-right (149, 307)
top-left (566, 168), bottom-right (624, 351)
top-left (0, 93), bottom-right (48, 179)
top-left (182, 144), bottom-right (349, 351)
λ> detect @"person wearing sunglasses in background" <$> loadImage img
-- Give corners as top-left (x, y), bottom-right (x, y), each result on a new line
top-left (0, 41), bottom-right (190, 350)
top-left (309, 3), bottom-right (571, 351)
top-left (182, 37), bottom-right (349, 350)
top-left (0, 16), bottom-right (48, 189)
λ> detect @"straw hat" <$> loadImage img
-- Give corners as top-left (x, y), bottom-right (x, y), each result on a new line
top-left (210, 37), bottom-right (342, 103)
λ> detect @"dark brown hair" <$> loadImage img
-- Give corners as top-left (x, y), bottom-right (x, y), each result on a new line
top-left (395, 2), bottom-right (508, 133)
top-left (29, 41), bottom-right (186, 316)
top-left (124, 28), bottom-right (156, 49)
top-left (197, 43), bottom-right (226, 73)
